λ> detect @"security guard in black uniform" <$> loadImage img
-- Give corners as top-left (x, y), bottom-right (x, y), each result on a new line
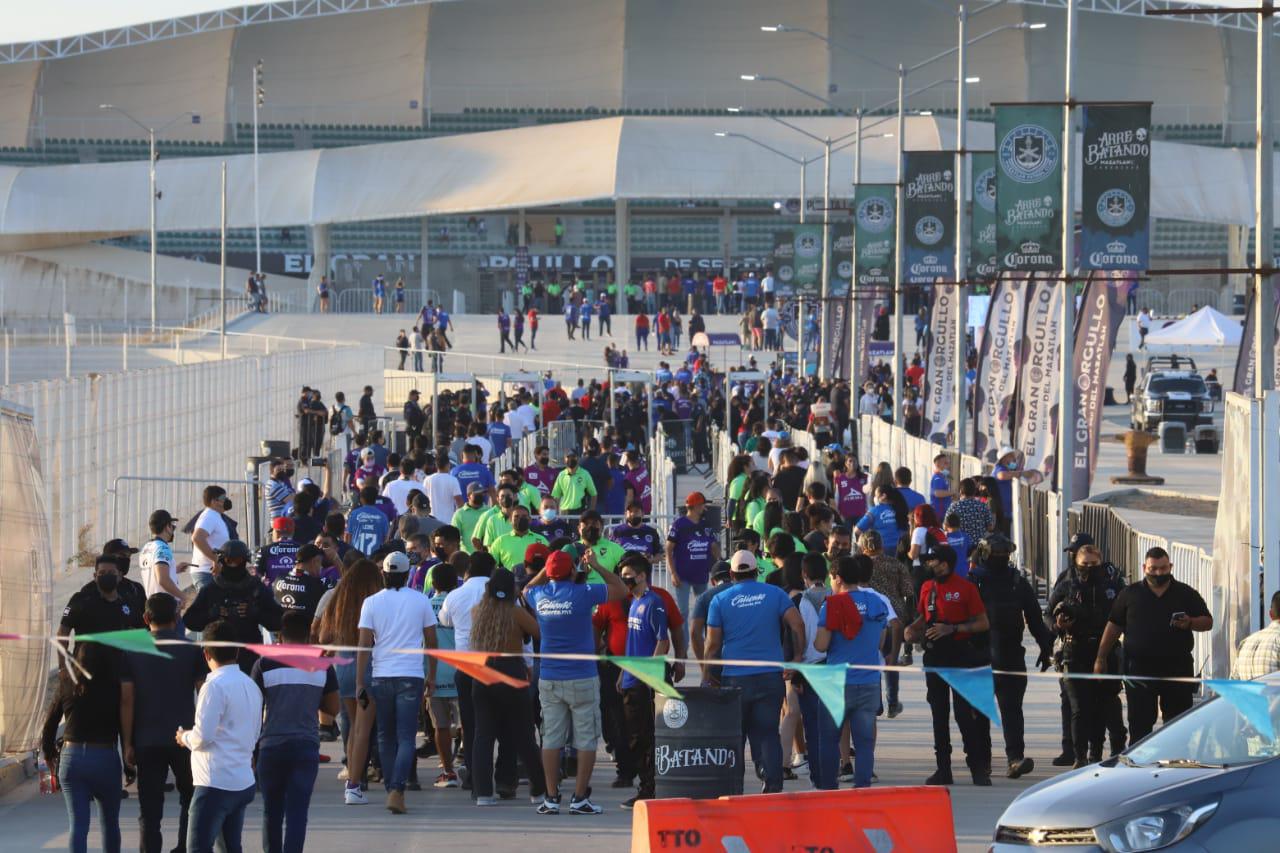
top-left (59, 552), bottom-right (146, 640)
top-left (182, 540), bottom-right (282, 673)
top-left (968, 533), bottom-right (1055, 779)
top-left (1047, 539), bottom-right (1127, 766)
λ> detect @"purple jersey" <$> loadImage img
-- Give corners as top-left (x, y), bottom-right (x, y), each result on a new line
top-left (255, 539), bottom-right (301, 585)
top-left (524, 464), bottom-right (562, 497)
top-left (624, 467), bottom-right (652, 514)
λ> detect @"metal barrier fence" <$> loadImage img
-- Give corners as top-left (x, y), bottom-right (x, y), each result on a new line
top-left (109, 475), bottom-right (262, 561)
top-left (335, 288), bottom-right (443, 315)
top-left (2, 344), bottom-right (385, 597)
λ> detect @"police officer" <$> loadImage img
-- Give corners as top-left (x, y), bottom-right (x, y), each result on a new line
top-left (1048, 535), bottom-right (1128, 764)
top-left (904, 545), bottom-right (992, 786)
top-left (968, 533), bottom-right (1054, 779)
top-left (101, 538), bottom-right (149, 615)
top-left (182, 540), bottom-right (283, 673)
top-left (59, 553), bottom-right (146, 642)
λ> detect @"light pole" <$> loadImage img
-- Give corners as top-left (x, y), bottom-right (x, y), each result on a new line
top-left (955, 6), bottom-right (970, 453)
top-left (99, 105), bottom-right (197, 333)
top-left (253, 59), bottom-right (265, 277)
top-left (1057, 0), bottom-right (1080, 577)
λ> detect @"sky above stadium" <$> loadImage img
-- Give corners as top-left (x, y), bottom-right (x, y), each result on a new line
top-left (4, 0), bottom-right (1270, 43)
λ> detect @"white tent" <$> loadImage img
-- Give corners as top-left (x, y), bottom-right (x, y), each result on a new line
top-left (1145, 305), bottom-right (1243, 347)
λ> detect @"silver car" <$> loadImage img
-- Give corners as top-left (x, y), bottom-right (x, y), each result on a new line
top-left (992, 676), bottom-right (1280, 851)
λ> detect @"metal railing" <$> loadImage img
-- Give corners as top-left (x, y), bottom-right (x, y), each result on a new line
top-left (334, 287), bottom-right (443, 315)
top-left (108, 475), bottom-right (262, 556)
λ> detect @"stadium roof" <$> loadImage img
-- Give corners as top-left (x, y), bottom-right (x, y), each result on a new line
top-left (0, 115), bottom-right (1267, 250)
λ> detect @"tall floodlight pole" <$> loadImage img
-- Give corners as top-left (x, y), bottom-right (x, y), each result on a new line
top-left (1257, 2), bottom-right (1275, 393)
top-left (1056, 0), bottom-right (1079, 580)
top-left (253, 59), bottom-right (264, 277)
top-left (954, 6), bottom-right (970, 452)
top-left (220, 161), bottom-right (228, 360)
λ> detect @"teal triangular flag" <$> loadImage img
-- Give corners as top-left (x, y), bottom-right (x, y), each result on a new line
top-left (74, 628), bottom-right (171, 658)
top-left (935, 666), bottom-right (1001, 728)
top-left (788, 663), bottom-right (847, 728)
top-left (1205, 679), bottom-right (1276, 741)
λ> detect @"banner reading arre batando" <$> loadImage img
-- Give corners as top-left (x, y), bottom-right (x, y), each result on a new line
top-left (995, 104), bottom-right (1063, 272)
top-left (1081, 103), bottom-right (1151, 271)
top-left (970, 152), bottom-right (998, 283)
top-left (903, 152), bottom-right (956, 285)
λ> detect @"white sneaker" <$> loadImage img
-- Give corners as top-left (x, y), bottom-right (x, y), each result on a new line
top-left (344, 786), bottom-right (368, 805)
top-left (475, 796), bottom-right (498, 806)
top-left (337, 767), bottom-right (349, 781)
top-left (791, 753), bottom-right (808, 769)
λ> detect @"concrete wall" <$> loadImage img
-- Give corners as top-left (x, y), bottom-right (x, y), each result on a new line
top-left (0, 62), bottom-right (39, 147)
top-left (228, 6), bottom-right (430, 127)
top-left (35, 30), bottom-right (235, 142)
top-left (427, 0), bottom-right (626, 111)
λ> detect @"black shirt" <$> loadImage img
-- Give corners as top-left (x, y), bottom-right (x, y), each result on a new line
top-left (120, 628), bottom-right (208, 748)
top-left (273, 571), bottom-right (331, 624)
top-left (60, 585), bottom-right (145, 635)
top-left (43, 650), bottom-right (122, 758)
top-left (772, 465), bottom-right (807, 510)
top-left (1108, 578), bottom-right (1209, 667)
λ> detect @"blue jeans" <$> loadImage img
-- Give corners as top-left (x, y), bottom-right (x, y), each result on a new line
top-left (190, 571), bottom-right (213, 591)
top-left (673, 581), bottom-right (706, 645)
top-left (59, 743), bottom-right (122, 853)
top-left (371, 676), bottom-right (424, 792)
top-left (881, 634), bottom-right (900, 706)
top-left (722, 672), bottom-right (786, 793)
top-left (187, 784), bottom-right (255, 853)
top-left (258, 740), bottom-right (319, 853)
top-left (803, 679), bottom-right (880, 789)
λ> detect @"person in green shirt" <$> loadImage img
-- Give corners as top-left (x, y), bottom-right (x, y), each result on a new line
top-left (451, 484), bottom-right (489, 554)
top-left (476, 485), bottom-right (519, 551)
top-left (488, 506), bottom-right (548, 570)
top-left (578, 509), bottom-right (626, 576)
top-left (551, 452), bottom-right (597, 513)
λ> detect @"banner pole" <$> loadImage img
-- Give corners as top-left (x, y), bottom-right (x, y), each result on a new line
top-left (1255, 1), bottom-right (1275, 393)
top-left (851, 112), bottom-right (864, 393)
top-left (1056, 0), bottom-right (1079, 583)
top-left (954, 4), bottom-right (970, 453)
top-left (893, 65), bottom-right (907, 428)
top-left (820, 137), bottom-right (832, 381)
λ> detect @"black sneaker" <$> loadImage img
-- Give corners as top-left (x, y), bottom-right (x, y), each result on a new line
top-left (496, 786), bottom-right (517, 800)
top-left (610, 775), bottom-right (634, 789)
top-left (1007, 757), bottom-right (1034, 779)
top-left (568, 788), bottom-right (603, 815)
top-left (837, 763), bottom-right (854, 783)
top-left (971, 772), bottom-right (992, 787)
top-left (620, 795), bottom-right (649, 811)
top-left (926, 768), bottom-right (954, 786)
top-left (781, 767), bottom-right (798, 781)
top-left (320, 723), bottom-right (340, 742)
top-left (1051, 752), bottom-right (1075, 767)
top-left (536, 794), bottom-right (561, 815)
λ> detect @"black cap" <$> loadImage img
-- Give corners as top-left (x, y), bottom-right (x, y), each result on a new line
top-left (1064, 533), bottom-right (1095, 553)
top-left (925, 544), bottom-right (958, 568)
top-left (148, 510), bottom-right (176, 532)
top-left (979, 533), bottom-right (1017, 556)
top-left (710, 560), bottom-right (732, 580)
top-left (296, 544), bottom-right (322, 564)
top-left (103, 538), bottom-right (140, 555)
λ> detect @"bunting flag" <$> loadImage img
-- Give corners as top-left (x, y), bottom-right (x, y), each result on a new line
top-left (72, 628), bottom-right (171, 658)
top-left (609, 656), bottom-right (684, 699)
top-left (427, 649), bottom-right (530, 688)
top-left (1204, 679), bottom-right (1277, 741)
top-left (787, 663), bottom-right (849, 728)
top-left (247, 643), bottom-right (353, 673)
top-left (936, 666), bottom-right (1002, 728)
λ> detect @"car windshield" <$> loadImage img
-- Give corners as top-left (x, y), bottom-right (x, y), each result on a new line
top-left (1126, 687), bottom-right (1280, 767)
top-left (1148, 377), bottom-right (1206, 395)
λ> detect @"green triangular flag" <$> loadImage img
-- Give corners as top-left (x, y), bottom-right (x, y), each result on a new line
top-left (788, 663), bottom-right (847, 727)
top-left (74, 628), bottom-right (171, 658)
top-left (609, 656), bottom-right (683, 699)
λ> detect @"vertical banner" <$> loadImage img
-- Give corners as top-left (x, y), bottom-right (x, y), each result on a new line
top-left (830, 230), bottom-right (853, 297)
top-left (514, 245), bottom-right (530, 288)
top-left (1232, 282), bottom-right (1280, 395)
top-left (995, 104), bottom-right (1064, 271)
top-left (1015, 277), bottom-right (1064, 483)
top-left (1070, 272), bottom-right (1135, 498)
top-left (970, 152), bottom-right (999, 283)
top-left (771, 229), bottom-right (796, 294)
top-left (903, 152), bottom-right (956, 285)
top-left (853, 184), bottom-right (896, 383)
top-left (1081, 103), bottom-right (1152, 271)
top-left (923, 283), bottom-right (958, 444)
top-left (823, 298), bottom-right (851, 380)
top-left (973, 272), bottom-right (1031, 461)
top-left (789, 225), bottom-right (824, 297)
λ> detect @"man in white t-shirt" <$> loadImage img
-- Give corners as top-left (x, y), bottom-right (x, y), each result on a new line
top-left (140, 509), bottom-right (186, 601)
top-left (426, 454), bottom-right (464, 523)
top-left (353, 552), bottom-right (438, 812)
top-left (191, 486), bottom-right (232, 590)
top-left (761, 268), bottom-right (776, 297)
top-left (382, 458), bottom-right (423, 516)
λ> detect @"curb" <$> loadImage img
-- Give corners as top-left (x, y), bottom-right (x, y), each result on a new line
top-left (0, 756), bottom-right (32, 797)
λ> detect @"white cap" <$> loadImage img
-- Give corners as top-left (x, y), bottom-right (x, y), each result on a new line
top-left (997, 445), bottom-right (1017, 462)
top-left (382, 552), bottom-right (410, 574)
top-left (730, 550), bottom-right (757, 573)
top-left (360, 447), bottom-right (375, 459)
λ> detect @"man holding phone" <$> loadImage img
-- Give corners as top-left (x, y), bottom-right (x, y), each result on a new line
top-left (1094, 546), bottom-right (1212, 745)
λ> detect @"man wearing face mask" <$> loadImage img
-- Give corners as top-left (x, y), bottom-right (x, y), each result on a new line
top-left (475, 485), bottom-right (520, 552)
top-left (903, 545), bottom-right (992, 786)
top-left (552, 452), bottom-right (597, 515)
top-left (532, 495), bottom-right (574, 543)
top-left (609, 502), bottom-right (663, 558)
top-left (1094, 546), bottom-right (1212, 744)
top-left (190, 486), bottom-right (233, 592)
top-left (451, 483), bottom-right (488, 554)
top-left (59, 554), bottom-right (146, 644)
top-left (489, 506), bottom-right (549, 571)
top-left (523, 445), bottom-right (561, 499)
top-left (267, 459), bottom-right (296, 520)
top-left (182, 540), bottom-right (284, 674)
top-left (409, 527), bottom-right (461, 593)
top-left (255, 516), bottom-right (303, 586)
top-left (577, 510), bottom-right (625, 581)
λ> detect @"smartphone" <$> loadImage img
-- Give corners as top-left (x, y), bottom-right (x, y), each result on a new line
top-left (357, 688), bottom-right (370, 710)
top-left (1170, 611), bottom-right (1187, 627)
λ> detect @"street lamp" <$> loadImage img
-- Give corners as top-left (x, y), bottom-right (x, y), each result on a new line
top-left (99, 104), bottom-right (197, 333)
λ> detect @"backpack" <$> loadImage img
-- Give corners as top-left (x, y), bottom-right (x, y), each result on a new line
top-left (329, 405), bottom-right (345, 435)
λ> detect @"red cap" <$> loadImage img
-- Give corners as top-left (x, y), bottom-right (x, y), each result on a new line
top-left (271, 517), bottom-right (295, 532)
top-left (685, 491), bottom-right (707, 507)
top-left (545, 551), bottom-right (574, 580)
top-left (524, 542), bottom-right (551, 566)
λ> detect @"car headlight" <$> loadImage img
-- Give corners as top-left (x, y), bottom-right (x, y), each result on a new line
top-left (1149, 399), bottom-right (1162, 412)
top-left (1097, 799), bottom-right (1218, 852)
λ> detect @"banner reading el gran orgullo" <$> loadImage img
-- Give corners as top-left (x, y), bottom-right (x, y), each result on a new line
top-left (903, 151), bottom-right (955, 285)
top-left (970, 152), bottom-right (998, 283)
top-left (1070, 272), bottom-right (1135, 498)
top-left (1015, 277), bottom-right (1064, 483)
top-left (973, 272), bottom-right (1031, 462)
top-left (1081, 103), bottom-right (1151, 271)
top-left (995, 104), bottom-right (1063, 272)
top-left (923, 283), bottom-right (957, 444)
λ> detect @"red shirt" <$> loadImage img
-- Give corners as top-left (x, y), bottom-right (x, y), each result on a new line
top-left (712, 276), bottom-right (727, 294)
top-left (917, 572), bottom-right (985, 640)
top-left (592, 586), bottom-right (684, 656)
top-left (635, 314), bottom-right (650, 331)
top-left (666, 278), bottom-right (682, 296)
top-left (542, 398), bottom-right (561, 423)
top-left (656, 313), bottom-right (671, 333)
top-left (906, 364), bottom-right (925, 387)
top-left (526, 309), bottom-right (538, 328)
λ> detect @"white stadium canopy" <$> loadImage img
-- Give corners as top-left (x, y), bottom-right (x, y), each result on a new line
top-left (1145, 306), bottom-right (1243, 348)
top-left (0, 114), bottom-right (1270, 251)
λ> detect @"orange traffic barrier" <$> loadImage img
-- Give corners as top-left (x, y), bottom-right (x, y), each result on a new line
top-left (631, 786), bottom-right (956, 853)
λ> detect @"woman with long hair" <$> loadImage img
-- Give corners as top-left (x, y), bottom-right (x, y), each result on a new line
top-left (43, 642), bottom-right (123, 853)
top-left (734, 470), bottom-right (770, 534)
top-left (725, 454), bottom-right (754, 525)
top-left (315, 559), bottom-right (382, 787)
top-left (832, 454), bottom-right (866, 523)
top-left (467, 570), bottom-right (546, 806)
top-left (907, 504), bottom-right (946, 589)
top-left (864, 461), bottom-right (894, 500)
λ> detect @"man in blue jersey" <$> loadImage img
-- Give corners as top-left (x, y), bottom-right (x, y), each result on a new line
top-left (616, 558), bottom-right (669, 810)
top-left (929, 453), bottom-right (954, 520)
top-left (345, 486), bottom-right (390, 556)
top-left (704, 550), bottom-right (805, 794)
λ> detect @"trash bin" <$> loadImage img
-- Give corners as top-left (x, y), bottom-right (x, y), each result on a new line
top-left (1194, 425), bottom-right (1219, 454)
top-left (1158, 421), bottom-right (1186, 454)
top-left (654, 687), bottom-right (743, 800)
top-left (261, 440), bottom-right (290, 460)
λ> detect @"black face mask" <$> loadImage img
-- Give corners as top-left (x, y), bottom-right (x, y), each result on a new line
top-left (627, 517), bottom-right (643, 527)
top-left (433, 546), bottom-right (449, 560)
top-left (538, 456), bottom-right (550, 466)
top-left (499, 497), bottom-right (515, 509)
top-left (513, 518), bottom-right (531, 534)
top-left (469, 496), bottom-right (484, 507)
top-left (222, 563), bottom-right (248, 583)
top-left (583, 527), bottom-right (602, 544)
top-left (622, 576), bottom-right (638, 588)
top-left (566, 460), bottom-right (578, 470)
top-left (1147, 572), bottom-right (1172, 588)
top-left (96, 574), bottom-right (119, 594)
top-left (220, 497), bottom-right (234, 511)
